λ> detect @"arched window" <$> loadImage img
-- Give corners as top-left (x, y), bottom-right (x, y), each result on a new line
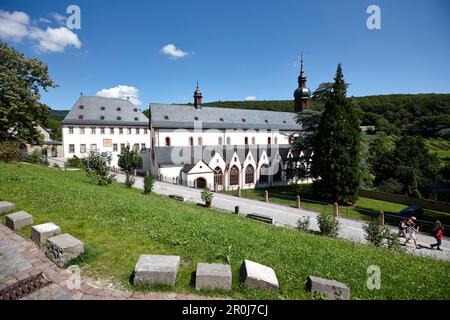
top-left (218, 137), bottom-right (223, 145)
top-left (244, 137), bottom-right (249, 145)
top-left (230, 165), bottom-right (239, 186)
top-left (259, 164), bottom-right (269, 183)
top-left (214, 167), bottom-right (223, 186)
top-left (226, 137), bottom-right (231, 145)
top-left (274, 137), bottom-right (278, 144)
top-left (198, 137), bottom-right (203, 146)
top-left (252, 137), bottom-right (256, 145)
top-left (245, 165), bottom-right (254, 184)
top-left (189, 137), bottom-right (194, 146)
top-left (267, 137), bottom-right (271, 145)
top-left (165, 137), bottom-right (171, 146)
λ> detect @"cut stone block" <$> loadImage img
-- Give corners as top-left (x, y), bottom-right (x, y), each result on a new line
top-left (46, 233), bottom-right (84, 267)
top-left (0, 201), bottom-right (15, 213)
top-left (31, 222), bottom-right (61, 245)
top-left (195, 263), bottom-right (232, 291)
top-left (240, 259), bottom-right (279, 292)
top-left (133, 254), bottom-right (180, 286)
top-left (5, 211), bottom-right (33, 230)
top-left (307, 275), bottom-right (350, 300)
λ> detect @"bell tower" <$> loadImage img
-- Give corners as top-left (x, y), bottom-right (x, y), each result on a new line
top-left (193, 82), bottom-right (203, 109)
top-left (293, 53), bottom-right (311, 112)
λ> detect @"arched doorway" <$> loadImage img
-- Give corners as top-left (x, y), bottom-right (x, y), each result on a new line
top-left (214, 167), bottom-right (223, 186)
top-left (245, 165), bottom-right (255, 184)
top-left (195, 177), bottom-right (207, 189)
top-left (229, 165), bottom-right (239, 186)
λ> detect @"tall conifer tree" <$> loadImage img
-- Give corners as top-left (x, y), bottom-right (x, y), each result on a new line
top-left (311, 64), bottom-right (361, 203)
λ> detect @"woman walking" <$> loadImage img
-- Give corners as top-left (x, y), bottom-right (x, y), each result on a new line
top-left (405, 217), bottom-right (420, 249)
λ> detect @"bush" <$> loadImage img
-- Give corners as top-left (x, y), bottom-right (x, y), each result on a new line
top-left (23, 149), bottom-right (48, 165)
top-left (296, 216), bottom-right (311, 232)
top-left (362, 219), bottom-right (401, 250)
top-left (317, 211), bottom-right (339, 237)
top-left (118, 144), bottom-right (140, 188)
top-left (67, 156), bottom-right (83, 168)
top-left (143, 174), bottom-right (154, 194)
top-left (84, 152), bottom-right (115, 186)
top-left (0, 141), bottom-right (19, 162)
top-left (201, 188), bottom-right (214, 207)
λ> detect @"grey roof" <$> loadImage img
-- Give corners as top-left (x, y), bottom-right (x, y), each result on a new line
top-left (62, 96), bottom-right (149, 127)
top-left (155, 144), bottom-right (291, 167)
top-left (150, 103), bottom-right (301, 130)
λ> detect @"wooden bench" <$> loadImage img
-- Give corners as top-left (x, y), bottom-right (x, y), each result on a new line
top-left (169, 194), bottom-right (185, 201)
top-left (246, 213), bottom-right (274, 224)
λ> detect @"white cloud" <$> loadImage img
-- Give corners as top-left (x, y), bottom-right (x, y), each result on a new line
top-left (244, 96), bottom-right (257, 101)
top-left (29, 27), bottom-right (81, 52)
top-left (51, 12), bottom-right (66, 25)
top-left (161, 43), bottom-right (189, 59)
top-left (0, 10), bottom-right (30, 41)
top-left (38, 17), bottom-right (52, 24)
top-left (96, 85), bottom-right (142, 106)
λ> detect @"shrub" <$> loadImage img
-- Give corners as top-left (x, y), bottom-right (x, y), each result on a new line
top-left (363, 219), bottom-right (401, 250)
top-left (67, 156), bottom-right (83, 168)
top-left (23, 149), bottom-right (48, 165)
top-left (143, 174), bottom-right (154, 194)
top-left (201, 188), bottom-right (214, 207)
top-left (0, 141), bottom-right (19, 162)
top-left (296, 216), bottom-right (311, 232)
top-left (118, 144), bottom-right (140, 188)
top-left (317, 211), bottom-right (339, 237)
top-left (84, 152), bottom-right (115, 186)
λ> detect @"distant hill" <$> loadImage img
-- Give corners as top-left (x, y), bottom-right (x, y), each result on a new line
top-left (49, 109), bottom-right (69, 121)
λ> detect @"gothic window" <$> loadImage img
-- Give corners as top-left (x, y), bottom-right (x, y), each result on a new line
top-left (244, 137), bottom-right (249, 145)
top-left (165, 137), bottom-right (171, 146)
top-left (252, 137), bottom-right (256, 145)
top-left (259, 165), bottom-right (269, 183)
top-left (230, 165), bottom-right (239, 186)
top-left (214, 167), bottom-right (223, 186)
top-left (226, 137), bottom-right (231, 145)
top-left (198, 137), bottom-right (203, 145)
top-left (268, 137), bottom-right (271, 145)
top-left (189, 137), bottom-right (194, 146)
top-left (245, 165), bottom-right (254, 184)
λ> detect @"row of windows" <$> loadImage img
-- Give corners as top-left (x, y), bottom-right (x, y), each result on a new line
top-left (68, 143), bottom-right (146, 153)
top-left (162, 115), bottom-right (287, 125)
top-left (213, 164), bottom-right (278, 186)
top-left (68, 127), bottom-right (148, 135)
top-left (79, 105), bottom-right (139, 112)
top-left (164, 136), bottom-right (278, 146)
top-left (77, 115), bottom-right (140, 121)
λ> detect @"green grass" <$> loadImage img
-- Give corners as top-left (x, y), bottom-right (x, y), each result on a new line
top-left (1, 163), bottom-right (449, 299)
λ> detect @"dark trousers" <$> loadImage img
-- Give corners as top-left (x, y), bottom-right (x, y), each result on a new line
top-left (431, 239), bottom-right (442, 249)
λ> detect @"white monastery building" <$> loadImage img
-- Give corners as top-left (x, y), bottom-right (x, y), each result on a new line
top-left (148, 58), bottom-right (312, 190)
top-left (62, 57), bottom-right (312, 189)
top-left (62, 96), bottom-right (151, 171)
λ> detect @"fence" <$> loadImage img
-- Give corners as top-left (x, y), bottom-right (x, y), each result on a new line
top-left (233, 189), bottom-right (449, 236)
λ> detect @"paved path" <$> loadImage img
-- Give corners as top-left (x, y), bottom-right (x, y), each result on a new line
top-left (0, 224), bottom-right (221, 300)
top-left (116, 174), bottom-right (450, 262)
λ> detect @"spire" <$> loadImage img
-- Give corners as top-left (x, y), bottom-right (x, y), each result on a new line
top-left (193, 82), bottom-right (203, 109)
top-left (294, 51), bottom-right (311, 112)
top-left (298, 52), bottom-right (306, 85)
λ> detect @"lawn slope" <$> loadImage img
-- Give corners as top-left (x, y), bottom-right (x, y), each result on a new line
top-left (1, 163), bottom-right (449, 299)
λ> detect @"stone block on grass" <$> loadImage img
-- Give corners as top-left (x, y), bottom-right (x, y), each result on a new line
top-left (195, 263), bottom-right (232, 291)
top-left (133, 254), bottom-right (180, 286)
top-left (240, 259), bottom-right (279, 292)
top-left (46, 233), bottom-right (84, 267)
top-left (31, 222), bottom-right (61, 245)
top-left (0, 201), bottom-right (15, 214)
top-left (307, 275), bottom-right (350, 300)
top-left (5, 211), bottom-right (33, 230)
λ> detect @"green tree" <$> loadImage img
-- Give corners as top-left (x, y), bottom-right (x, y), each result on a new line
top-left (84, 152), bottom-right (115, 186)
top-left (310, 64), bottom-right (361, 203)
top-left (0, 41), bottom-right (56, 143)
top-left (118, 144), bottom-right (140, 187)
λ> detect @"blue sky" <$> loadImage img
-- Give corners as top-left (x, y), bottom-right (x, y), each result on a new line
top-left (1, 0), bottom-right (449, 110)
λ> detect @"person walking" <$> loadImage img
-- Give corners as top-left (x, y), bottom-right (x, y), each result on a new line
top-left (430, 220), bottom-right (444, 251)
top-left (398, 217), bottom-right (408, 238)
top-left (405, 217), bottom-right (420, 249)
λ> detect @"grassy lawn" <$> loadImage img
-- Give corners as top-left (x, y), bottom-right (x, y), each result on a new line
top-left (1, 163), bottom-right (449, 299)
top-left (227, 185), bottom-right (450, 226)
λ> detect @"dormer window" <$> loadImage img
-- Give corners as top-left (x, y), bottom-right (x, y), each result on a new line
top-left (101, 106), bottom-right (105, 110)
top-left (117, 116), bottom-right (122, 120)
top-left (134, 117), bottom-right (139, 121)
top-left (78, 115), bottom-right (83, 119)
top-left (79, 105), bottom-right (84, 110)
top-left (164, 115), bottom-right (169, 120)
top-left (194, 117), bottom-right (199, 121)
top-left (265, 120), bottom-right (268, 123)
top-left (100, 116), bottom-right (105, 120)
top-left (220, 118), bottom-right (224, 122)
top-left (134, 108), bottom-right (138, 112)
top-left (242, 119), bottom-right (246, 122)
top-left (283, 120), bottom-right (286, 124)
top-left (116, 107), bottom-right (121, 111)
